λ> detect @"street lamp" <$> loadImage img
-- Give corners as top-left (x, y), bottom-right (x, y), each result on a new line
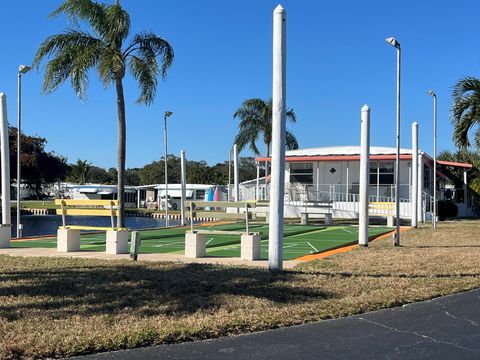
top-left (385, 37), bottom-right (401, 246)
top-left (163, 110), bottom-right (173, 227)
top-left (17, 65), bottom-right (31, 238)
top-left (427, 90), bottom-right (437, 230)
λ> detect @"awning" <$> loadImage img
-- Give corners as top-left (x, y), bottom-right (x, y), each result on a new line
top-left (158, 189), bottom-right (194, 198)
top-left (77, 187), bottom-right (100, 194)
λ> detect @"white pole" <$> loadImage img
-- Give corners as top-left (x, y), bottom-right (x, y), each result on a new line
top-left (256, 164), bottom-right (260, 201)
top-left (0, 93), bottom-right (11, 245)
top-left (418, 153), bottom-right (424, 223)
top-left (394, 45), bottom-right (401, 246)
top-left (228, 148), bottom-right (232, 202)
top-left (180, 150), bottom-right (186, 226)
top-left (17, 73), bottom-right (22, 238)
top-left (268, 4), bottom-right (286, 271)
top-left (164, 114), bottom-right (169, 227)
top-left (359, 105), bottom-right (370, 246)
top-left (411, 122), bottom-right (418, 228)
top-left (346, 161), bottom-right (349, 201)
top-left (432, 94), bottom-right (437, 230)
top-left (464, 170), bottom-right (468, 205)
top-left (233, 144), bottom-right (239, 202)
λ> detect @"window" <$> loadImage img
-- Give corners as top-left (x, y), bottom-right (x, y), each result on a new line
top-left (195, 190), bottom-right (205, 200)
top-left (370, 161), bottom-right (394, 185)
top-left (290, 163), bottom-right (313, 184)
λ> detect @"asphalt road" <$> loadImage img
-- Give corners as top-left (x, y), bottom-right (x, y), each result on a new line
top-left (72, 288), bottom-right (480, 360)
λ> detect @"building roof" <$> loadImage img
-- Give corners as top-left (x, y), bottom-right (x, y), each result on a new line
top-left (285, 146), bottom-right (413, 157)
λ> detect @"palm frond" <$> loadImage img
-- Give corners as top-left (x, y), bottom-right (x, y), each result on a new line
top-left (451, 77), bottom-right (480, 148)
top-left (128, 55), bottom-right (157, 104)
top-left (32, 30), bottom-right (103, 98)
top-left (104, 1), bottom-right (130, 44)
top-left (125, 32), bottom-right (174, 79)
top-left (50, 0), bottom-right (108, 38)
top-left (285, 130), bottom-right (299, 150)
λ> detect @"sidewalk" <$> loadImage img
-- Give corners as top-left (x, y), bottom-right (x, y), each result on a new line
top-left (71, 288), bottom-right (480, 360)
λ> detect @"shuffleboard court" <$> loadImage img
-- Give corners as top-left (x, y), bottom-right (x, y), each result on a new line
top-left (12, 224), bottom-right (391, 260)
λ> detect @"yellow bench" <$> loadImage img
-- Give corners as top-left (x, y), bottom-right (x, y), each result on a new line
top-left (369, 201), bottom-right (395, 227)
top-left (55, 199), bottom-right (128, 253)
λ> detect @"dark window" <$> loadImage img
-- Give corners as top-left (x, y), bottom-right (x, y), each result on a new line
top-left (290, 163), bottom-right (313, 184)
top-left (370, 161), bottom-right (394, 185)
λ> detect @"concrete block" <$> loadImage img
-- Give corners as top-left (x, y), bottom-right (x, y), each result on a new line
top-left (106, 230), bottom-right (129, 254)
top-left (301, 212), bottom-right (309, 225)
top-left (184, 232), bottom-right (206, 258)
top-left (241, 233), bottom-right (261, 260)
top-left (57, 228), bottom-right (80, 252)
top-left (0, 224), bottom-right (11, 248)
top-left (387, 216), bottom-right (394, 227)
top-left (324, 213), bottom-right (333, 225)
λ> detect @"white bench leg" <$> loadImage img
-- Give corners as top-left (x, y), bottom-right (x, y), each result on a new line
top-left (185, 232), bottom-right (206, 258)
top-left (106, 230), bottom-right (129, 254)
top-left (57, 229), bottom-right (80, 252)
top-left (241, 234), bottom-right (261, 261)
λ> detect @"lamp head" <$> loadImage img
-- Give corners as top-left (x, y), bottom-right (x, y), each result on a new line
top-left (385, 37), bottom-right (400, 49)
top-left (427, 90), bottom-right (436, 97)
top-left (18, 65), bottom-right (31, 74)
top-left (164, 111), bottom-right (173, 118)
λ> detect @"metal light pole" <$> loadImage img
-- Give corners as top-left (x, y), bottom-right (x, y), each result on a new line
top-left (427, 90), bottom-right (437, 229)
top-left (385, 37), bottom-right (401, 246)
top-left (358, 105), bottom-right (370, 247)
top-left (163, 111), bottom-right (173, 227)
top-left (17, 65), bottom-right (30, 238)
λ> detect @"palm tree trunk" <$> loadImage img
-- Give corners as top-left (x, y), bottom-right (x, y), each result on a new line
top-left (115, 77), bottom-right (126, 228)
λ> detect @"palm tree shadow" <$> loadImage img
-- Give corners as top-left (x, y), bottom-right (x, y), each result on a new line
top-left (0, 262), bottom-right (331, 321)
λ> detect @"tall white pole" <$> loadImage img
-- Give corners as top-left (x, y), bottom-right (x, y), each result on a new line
top-left (433, 94), bottom-right (437, 230)
top-left (17, 73), bottom-right (22, 238)
top-left (0, 93), bottom-right (11, 247)
top-left (464, 170), bottom-right (468, 205)
top-left (359, 105), bottom-right (370, 246)
top-left (164, 114), bottom-right (169, 227)
top-left (411, 122), bottom-right (418, 228)
top-left (233, 144), bottom-right (239, 202)
top-left (268, 4), bottom-right (286, 271)
top-left (180, 150), bottom-right (186, 226)
top-left (228, 148), bottom-right (232, 201)
top-left (418, 153), bottom-right (424, 223)
top-left (256, 164), bottom-right (260, 201)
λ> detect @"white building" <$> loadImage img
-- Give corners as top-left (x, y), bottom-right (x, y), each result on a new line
top-left (254, 146), bottom-right (474, 219)
top-left (69, 184), bottom-right (138, 207)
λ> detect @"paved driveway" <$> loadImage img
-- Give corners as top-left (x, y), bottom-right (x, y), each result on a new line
top-left (72, 288), bottom-right (480, 360)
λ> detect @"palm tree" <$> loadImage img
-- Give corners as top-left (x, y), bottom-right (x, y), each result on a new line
top-left (438, 149), bottom-right (480, 193)
top-left (69, 159), bottom-right (92, 185)
top-left (32, 0), bottom-right (174, 227)
top-left (233, 98), bottom-right (298, 180)
top-left (451, 77), bottom-right (480, 148)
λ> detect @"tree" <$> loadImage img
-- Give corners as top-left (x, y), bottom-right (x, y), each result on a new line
top-left (451, 77), bottom-right (480, 148)
top-left (233, 98), bottom-right (298, 180)
top-left (33, 0), bottom-right (174, 227)
top-left (438, 149), bottom-right (480, 193)
top-left (7, 128), bottom-right (68, 197)
top-left (68, 159), bottom-right (92, 184)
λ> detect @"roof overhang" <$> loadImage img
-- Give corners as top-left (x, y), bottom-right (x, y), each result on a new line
top-left (256, 154), bottom-right (413, 162)
top-left (437, 160), bottom-right (473, 169)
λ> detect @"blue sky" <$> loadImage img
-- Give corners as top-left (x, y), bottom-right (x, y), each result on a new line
top-left (0, 0), bottom-right (478, 168)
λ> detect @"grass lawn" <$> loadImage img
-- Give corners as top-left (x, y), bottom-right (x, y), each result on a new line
top-left (1, 220), bottom-right (480, 358)
top-left (11, 223), bottom-right (390, 260)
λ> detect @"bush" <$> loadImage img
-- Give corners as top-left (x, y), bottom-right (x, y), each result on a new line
top-left (438, 200), bottom-right (458, 220)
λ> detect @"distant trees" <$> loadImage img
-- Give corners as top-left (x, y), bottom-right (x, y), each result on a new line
top-left (67, 160), bottom-right (92, 185)
top-left (7, 128), bottom-right (68, 197)
top-left (438, 149), bottom-right (480, 193)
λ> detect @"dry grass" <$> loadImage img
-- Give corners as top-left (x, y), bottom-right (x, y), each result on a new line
top-left (1, 220), bottom-right (480, 359)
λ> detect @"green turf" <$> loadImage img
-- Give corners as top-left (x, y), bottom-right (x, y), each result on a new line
top-left (12, 223), bottom-right (391, 260)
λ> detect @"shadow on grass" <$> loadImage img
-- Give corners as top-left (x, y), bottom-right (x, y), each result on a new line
top-left (0, 260), bottom-right (330, 321)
